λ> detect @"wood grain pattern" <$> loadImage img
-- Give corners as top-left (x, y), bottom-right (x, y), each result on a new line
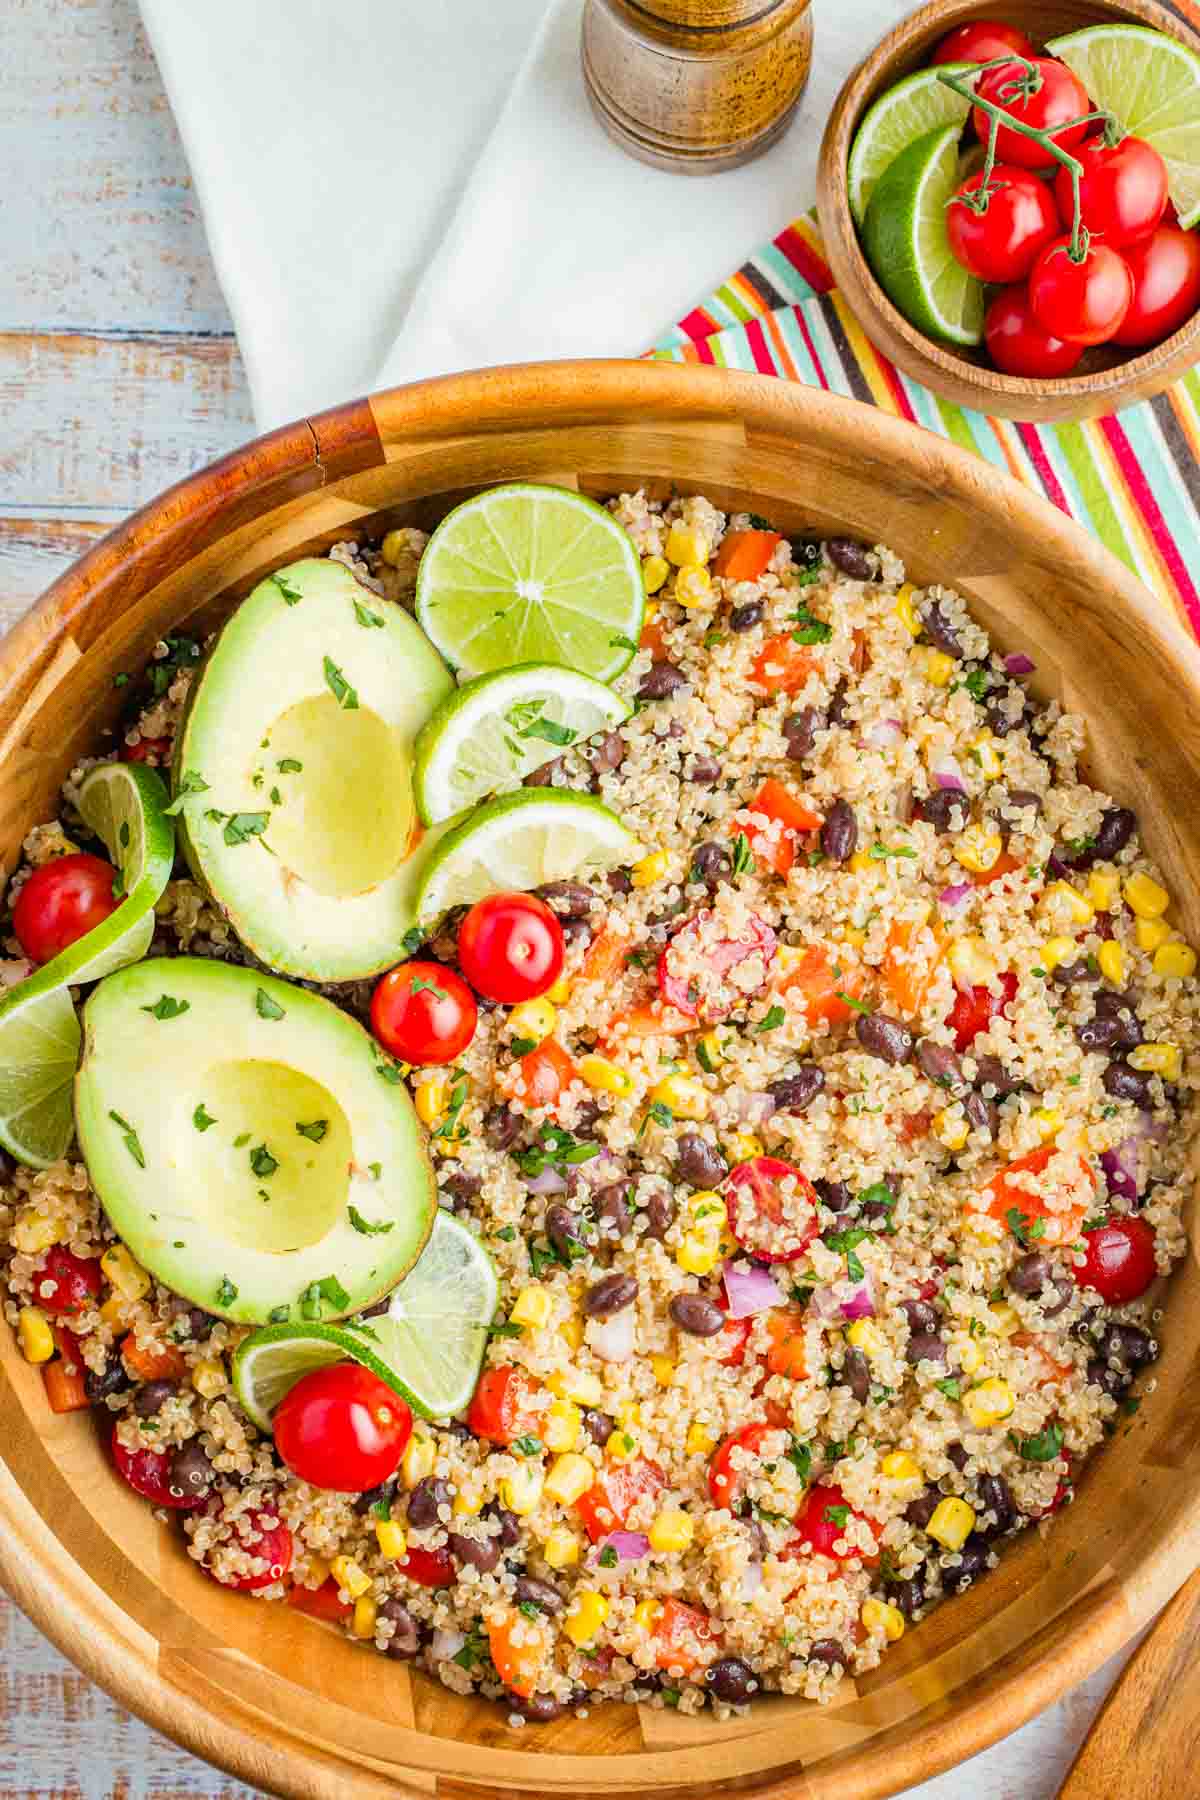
top-left (815, 0), bottom-right (1200, 422)
top-left (1, 359), bottom-right (1198, 1800)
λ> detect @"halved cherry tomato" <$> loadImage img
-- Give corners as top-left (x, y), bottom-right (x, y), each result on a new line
top-left (713, 528), bottom-right (782, 582)
top-left (972, 60), bottom-right (1090, 171)
top-left (398, 1544), bottom-right (456, 1588)
top-left (1113, 226), bottom-right (1200, 348)
top-left (932, 20), bottom-right (1035, 64)
top-left (946, 971), bottom-right (1017, 1052)
top-left (947, 165), bottom-right (1060, 284)
top-left (657, 909), bottom-right (777, 1022)
top-left (43, 1328), bottom-right (89, 1413)
top-left (120, 736), bottom-right (171, 764)
top-left (985, 285), bottom-right (1085, 378)
top-left (773, 943), bottom-right (863, 1028)
top-left (35, 1245), bottom-right (103, 1317)
top-left (1073, 1215), bottom-right (1157, 1304)
top-left (574, 1458), bottom-right (665, 1541)
top-left (111, 1423), bottom-right (206, 1510)
top-left (121, 1333), bottom-right (187, 1384)
top-left (725, 1156), bottom-right (820, 1264)
top-left (789, 1482), bottom-right (878, 1562)
top-left (204, 1508), bottom-right (294, 1590)
top-left (457, 892), bottom-right (565, 1003)
top-left (1054, 134), bottom-right (1168, 251)
top-left (981, 1145), bottom-right (1096, 1248)
top-left (370, 959), bottom-right (477, 1065)
top-left (467, 1364), bottom-right (543, 1444)
top-left (273, 1362), bottom-right (412, 1492)
top-left (711, 1296), bottom-right (752, 1368)
top-left (12, 853), bottom-right (118, 965)
top-left (736, 779), bottom-right (823, 877)
top-left (489, 1606), bottom-right (552, 1696)
top-left (749, 634), bottom-right (819, 696)
top-left (286, 1578), bottom-right (353, 1623)
top-left (1029, 236), bottom-right (1133, 346)
top-left (506, 1037), bottom-right (580, 1110)
top-left (708, 1421), bottom-right (776, 1508)
top-left (649, 1598), bottom-right (722, 1677)
top-left (764, 1306), bottom-right (808, 1379)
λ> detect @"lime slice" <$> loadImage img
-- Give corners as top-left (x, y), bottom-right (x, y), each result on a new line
top-left (1048, 23), bottom-right (1200, 228)
top-left (414, 788), bottom-right (641, 924)
top-left (862, 123), bottom-right (986, 347)
top-left (232, 1212), bottom-right (499, 1427)
top-left (413, 662), bottom-right (631, 826)
top-left (415, 484), bottom-right (644, 684)
top-left (848, 63), bottom-right (974, 226)
top-left (0, 763), bottom-right (175, 1167)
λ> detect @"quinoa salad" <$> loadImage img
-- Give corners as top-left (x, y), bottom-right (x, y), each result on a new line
top-left (1, 483), bottom-right (1195, 1728)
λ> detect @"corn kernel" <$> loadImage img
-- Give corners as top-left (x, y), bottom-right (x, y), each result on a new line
top-left (544, 1527), bottom-right (581, 1569)
top-left (948, 936), bottom-right (999, 988)
top-left (453, 1482), bottom-right (484, 1517)
top-left (642, 554), bottom-right (669, 595)
top-left (100, 1243), bottom-right (151, 1301)
top-left (927, 1496), bottom-right (977, 1551)
top-left (1129, 1042), bottom-right (1181, 1080)
top-left (546, 975), bottom-right (573, 1005)
top-left (893, 584), bottom-right (921, 637)
top-left (17, 1306), bottom-right (54, 1365)
top-left (500, 1463), bottom-right (545, 1515)
top-left (509, 997), bottom-right (556, 1043)
top-left (380, 529), bottom-right (409, 568)
top-left (650, 1354), bottom-right (677, 1388)
top-left (565, 1590), bottom-right (610, 1647)
top-left (606, 1426), bottom-right (640, 1463)
top-left (558, 1317), bottom-right (584, 1351)
top-left (961, 1378), bottom-right (1015, 1428)
top-left (544, 1452), bottom-right (595, 1505)
top-left (578, 1055), bottom-right (634, 1097)
top-left (914, 646), bottom-right (955, 687)
top-left (649, 1508), bottom-right (695, 1553)
top-left (548, 1367), bottom-right (603, 1407)
top-left (12, 1209), bottom-right (62, 1257)
top-left (353, 1595), bottom-right (377, 1639)
top-left (191, 1358), bottom-right (227, 1399)
top-left (331, 1555), bottom-right (371, 1599)
top-left (696, 1029), bottom-right (726, 1071)
top-left (544, 1398), bottom-right (582, 1453)
top-left (987, 1302), bottom-right (1021, 1338)
top-left (676, 1232), bottom-right (722, 1276)
top-left (511, 1284), bottom-right (554, 1330)
top-left (1098, 940), bottom-right (1126, 984)
top-left (1154, 942), bottom-right (1197, 980)
top-left (632, 1598), bottom-right (662, 1632)
top-left (934, 1106), bottom-right (969, 1152)
top-left (724, 1132), bottom-right (764, 1164)
top-left (415, 1079), bottom-right (449, 1128)
top-left (846, 1319), bottom-right (884, 1359)
top-left (880, 1451), bottom-right (924, 1498)
top-left (1137, 916), bottom-right (1172, 953)
top-left (665, 524), bottom-right (708, 568)
top-left (1041, 936), bottom-right (1078, 973)
top-left (401, 1434), bottom-right (436, 1488)
top-left (686, 1421), bottom-right (716, 1457)
top-left (848, 850), bottom-right (874, 874)
top-left (1045, 881), bottom-right (1095, 926)
top-left (674, 566), bottom-right (714, 609)
top-left (861, 1597), bottom-right (906, 1642)
top-left (954, 827), bottom-right (1003, 875)
top-left (1032, 1106), bottom-right (1063, 1141)
top-left (1087, 869), bottom-right (1121, 910)
top-left (631, 849), bottom-right (670, 889)
top-left (651, 1074), bottom-right (708, 1121)
top-left (954, 1337), bottom-right (984, 1375)
top-left (1124, 872), bottom-right (1169, 919)
top-left (307, 1558), bottom-right (332, 1587)
top-left (964, 1210), bottom-right (1004, 1244)
top-left (969, 730), bottom-right (1002, 778)
top-left (99, 1294), bottom-right (130, 1330)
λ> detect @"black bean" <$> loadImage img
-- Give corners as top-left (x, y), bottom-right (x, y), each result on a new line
top-left (354, 1477), bottom-right (398, 1517)
top-left (546, 1203), bottom-right (587, 1260)
top-left (1008, 1252), bottom-right (1053, 1296)
top-left (987, 694), bottom-right (1029, 738)
top-left (537, 881), bottom-right (595, 918)
top-left (524, 757), bottom-right (566, 787)
top-left (1076, 1014), bottom-right (1124, 1053)
top-left (655, 718), bottom-right (685, 743)
top-left (595, 1183), bottom-right (632, 1240)
top-left (887, 1570), bottom-right (927, 1619)
top-left (483, 1501), bottom-right (522, 1548)
top-left (84, 1354), bottom-right (131, 1403)
top-left (783, 706), bottom-right (824, 762)
top-left (676, 1131), bottom-right (726, 1188)
top-left (584, 1273), bottom-right (637, 1317)
top-left (906, 1331), bottom-right (947, 1366)
top-left (1095, 806), bottom-right (1136, 861)
top-left (921, 788), bottom-right (969, 833)
top-left (1097, 1323), bottom-right (1156, 1369)
top-left (574, 1099), bottom-right (603, 1131)
top-left (976, 1474), bottom-right (1017, 1537)
top-left (637, 661), bottom-right (687, 702)
top-left (900, 1299), bottom-right (940, 1335)
top-left (920, 600), bottom-right (964, 658)
top-left (608, 869), bottom-right (633, 895)
top-left (509, 1691), bottom-right (564, 1722)
top-left (440, 1168), bottom-right (482, 1212)
top-left (580, 1408), bottom-right (614, 1448)
top-left (485, 1105), bottom-right (523, 1151)
top-left (941, 1538), bottom-right (990, 1594)
top-left (670, 1294), bottom-right (726, 1337)
top-left (807, 1639), bottom-right (848, 1671)
top-left (963, 1091), bottom-right (998, 1137)
top-left (379, 1598), bottom-right (420, 1658)
top-left (946, 1441), bottom-right (970, 1473)
top-left (1051, 958), bottom-right (1100, 989)
top-left (590, 732), bottom-right (625, 772)
top-left (132, 1379), bottom-right (177, 1419)
top-left (1087, 1358), bottom-right (1129, 1398)
top-left (973, 1053), bottom-right (1021, 1097)
top-left (826, 537), bottom-right (874, 580)
top-left (843, 1346), bottom-right (871, 1403)
top-left (821, 798), bottom-right (858, 863)
top-left (641, 1185), bottom-right (677, 1241)
top-left (562, 916), bottom-right (592, 948)
top-left (687, 755), bottom-right (722, 786)
top-left (448, 1530), bottom-right (501, 1574)
top-left (691, 841), bottom-right (732, 886)
top-left (917, 1039), bottom-right (963, 1090)
top-left (406, 1477), bottom-right (452, 1530)
top-left (729, 601), bottom-right (764, 633)
top-left (1103, 1060), bottom-right (1155, 1107)
top-left (1003, 788), bottom-right (1043, 818)
top-left (515, 1575), bottom-right (564, 1615)
top-left (168, 1440), bottom-right (214, 1499)
top-left (815, 1178), bottom-right (853, 1212)
top-left (904, 1485), bottom-right (942, 1530)
top-left (856, 1011), bottom-right (913, 1066)
top-left (706, 1656), bottom-right (757, 1704)
top-left (826, 678), bottom-right (850, 729)
top-left (767, 1067), bottom-right (825, 1114)
top-left (170, 1301), bottom-right (215, 1342)
top-left (1093, 989), bottom-right (1144, 1047)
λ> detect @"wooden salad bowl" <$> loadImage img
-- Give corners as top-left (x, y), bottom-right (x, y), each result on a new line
top-left (1, 360), bottom-right (1199, 1798)
top-left (816, 0), bottom-right (1200, 422)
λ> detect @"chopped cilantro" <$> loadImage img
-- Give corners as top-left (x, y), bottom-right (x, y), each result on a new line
top-left (598, 1544), bottom-right (619, 1568)
top-left (786, 1437), bottom-right (812, 1481)
top-left (249, 1143), bottom-right (278, 1178)
top-left (108, 1110), bottom-right (145, 1168)
top-left (756, 1005), bottom-right (785, 1033)
top-left (348, 1205), bottom-right (394, 1236)
top-left (511, 1435), bottom-right (544, 1457)
top-left (936, 1377), bottom-right (962, 1401)
top-left (791, 605), bottom-right (832, 645)
top-left (216, 1276), bottom-right (238, 1307)
top-left (140, 994), bottom-right (190, 1021)
top-left (519, 717), bottom-right (577, 747)
top-left (277, 756), bottom-right (303, 773)
top-left (272, 573), bottom-right (303, 605)
top-left (1005, 1207), bottom-right (1046, 1249)
top-left (836, 990), bottom-right (872, 1014)
top-left (255, 987), bottom-right (285, 1020)
top-left (400, 926), bottom-right (425, 956)
top-left (1012, 1422), bottom-right (1064, 1463)
top-left (193, 1102), bottom-right (217, 1132)
top-left (295, 1119), bottom-right (328, 1142)
top-left (869, 842), bottom-right (917, 860)
top-left (163, 770), bottom-right (209, 815)
top-left (323, 656), bottom-right (359, 710)
top-left (353, 600), bottom-right (384, 628)
top-left (223, 811), bottom-right (269, 846)
top-left (731, 832), bottom-right (755, 877)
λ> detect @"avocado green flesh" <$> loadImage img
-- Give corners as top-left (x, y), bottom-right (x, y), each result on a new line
top-left (174, 558), bottom-right (455, 981)
top-left (73, 957), bottom-right (436, 1325)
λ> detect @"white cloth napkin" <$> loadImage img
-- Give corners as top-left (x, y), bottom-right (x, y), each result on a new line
top-left (141, 0), bottom-right (913, 431)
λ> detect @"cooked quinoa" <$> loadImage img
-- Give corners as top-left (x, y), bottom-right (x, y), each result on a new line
top-left (2, 491), bottom-right (1196, 1725)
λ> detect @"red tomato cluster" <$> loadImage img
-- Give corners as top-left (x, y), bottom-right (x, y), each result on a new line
top-left (927, 20), bottom-right (1200, 374)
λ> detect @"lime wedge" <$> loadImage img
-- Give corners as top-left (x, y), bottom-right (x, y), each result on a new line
top-left (414, 788), bottom-right (641, 924)
top-left (232, 1212), bottom-right (499, 1427)
top-left (848, 63), bottom-right (974, 226)
top-left (415, 484), bottom-right (644, 684)
top-left (1048, 23), bottom-right (1200, 228)
top-left (413, 662), bottom-right (631, 826)
top-left (0, 763), bottom-right (175, 1167)
top-left (862, 123), bottom-right (986, 347)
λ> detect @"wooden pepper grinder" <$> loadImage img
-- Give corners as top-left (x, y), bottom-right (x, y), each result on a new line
top-left (581, 0), bottom-right (814, 175)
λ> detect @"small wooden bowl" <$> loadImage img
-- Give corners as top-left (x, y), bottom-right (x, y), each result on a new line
top-left (2, 361), bottom-right (1200, 1798)
top-left (816, 0), bottom-right (1200, 421)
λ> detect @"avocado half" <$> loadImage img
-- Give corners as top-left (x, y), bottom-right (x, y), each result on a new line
top-left (74, 957), bottom-right (436, 1325)
top-left (174, 558), bottom-right (455, 981)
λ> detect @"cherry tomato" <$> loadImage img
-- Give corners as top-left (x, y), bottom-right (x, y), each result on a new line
top-left (574, 1457), bottom-right (665, 1541)
top-left (986, 285), bottom-right (1085, 377)
top-left (370, 958), bottom-right (477, 1064)
top-left (1113, 226), bottom-right (1200, 348)
top-left (972, 60), bottom-right (1091, 170)
top-left (397, 1544), bottom-right (456, 1587)
top-left (466, 1364), bottom-right (543, 1443)
top-left (931, 20), bottom-right (1036, 65)
top-left (120, 736), bottom-right (171, 765)
top-left (947, 165), bottom-right (1061, 283)
top-left (287, 1577), bottom-right (353, 1622)
top-left (1073, 1215), bottom-right (1157, 1303)
top-left (35, 1244), bottom-right (103, 1317)
top-left (657, 909), bottom-right (777, 1023)
top-left (203, 1507), bottom-right (294, 1590)
top-left (12, 853), bottom-right (119, 965)
top-left (1029, 236), bottom-right (1133, 345)
top-left (272, 1362), bottom-right (412, 1492)
top-left (725, 1155), bottom-right (820, 1264)
top-left (1054, 134), bottom-right (1168, 250)
top-left (111, 1424), bottom-right (206, 1511)
top-left (946, 971), bottom-right (1018, 1052)
top-left (707, 1421), bottom-right (775, 1508)
top-left (789, 1482), bottom-right (878, 1561)
top-left (456, 892), bottom-right (564, 1003)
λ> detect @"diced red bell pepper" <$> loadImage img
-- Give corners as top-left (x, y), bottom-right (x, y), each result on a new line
top-left (773, 943), bottom-right (863, 1028)
top-left (711, 1296), bottom-right (751, 1368)
top-left (574, 1457), bottom-right (665, 1542)
top-left (713, 529), bottom-right (781, 582)
top-left (707, 1421), bottom-right (776, 1509)
top-left (121, 737), bottom-right (171, 764)
top-left (507, 1038), bottom-right (579, 1110)
top-left (649, 1598), bottom-right (723, 1677)
top-left (734, 779), bottom-right (823, 877)
top-left (287, 1578), bottom-right (353, 1623)
top-left (42, 1327), bottom-right (90, 1413)
top-left (946, 971), bottom-right (1018, 1052)
top-left (788, 1483), bottom-right (879, 1562)
top-left (763, 1306), bottom-right (808, 1379)
top-left (981, 1145), bottom-right (1095, 1249)
top-left (398, 1544), bottom-right (456, 1588)
top-left (466, 1364), bottom-right (543, 1444)
top-left (750, 634), bottom-right (819, 696)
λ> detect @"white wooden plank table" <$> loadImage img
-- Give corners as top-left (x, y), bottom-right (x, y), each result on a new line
top-left (0, 1), bottom-right (1151, 1793)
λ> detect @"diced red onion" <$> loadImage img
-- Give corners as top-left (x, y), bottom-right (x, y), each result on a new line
top-left (1137, 1109), bottom-right (1169, 1144)
top-left (1004, 653), bottom-right (1035, 676)
top-left (740, 1559), bottom-right (764, 1602)
top-left (808, 1284), bottom-right (843, 1321)
top-left (577, 1149), bottom-right (622, 1188)
top-left (722, 1258), bottom-right (784, 1319)
top-left (431, 1627), bottom-right (467, 1662)
top-left (593, 1531), bottom-right (649, 1566)
top-left (865, 718), bottom-right (903, 751)
top-left (524, 1166), bottom-right (568, 1195)
top-left (938, 883), bottom-right (972, 909)
top-left (590, 1307), bottom-right (635, 1363)
top-left (735, 1088), bottom-right (777, 1126)
top-left (931, 755), bottom-right (967, 793)
top-left (840, 1275), bottom-right (876, 1321)
top-left (1100, 1140), bottom-right (1140, 1204)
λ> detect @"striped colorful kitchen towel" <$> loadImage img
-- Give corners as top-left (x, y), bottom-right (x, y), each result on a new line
top-left (650, 215), bottom-right (1200, 644)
